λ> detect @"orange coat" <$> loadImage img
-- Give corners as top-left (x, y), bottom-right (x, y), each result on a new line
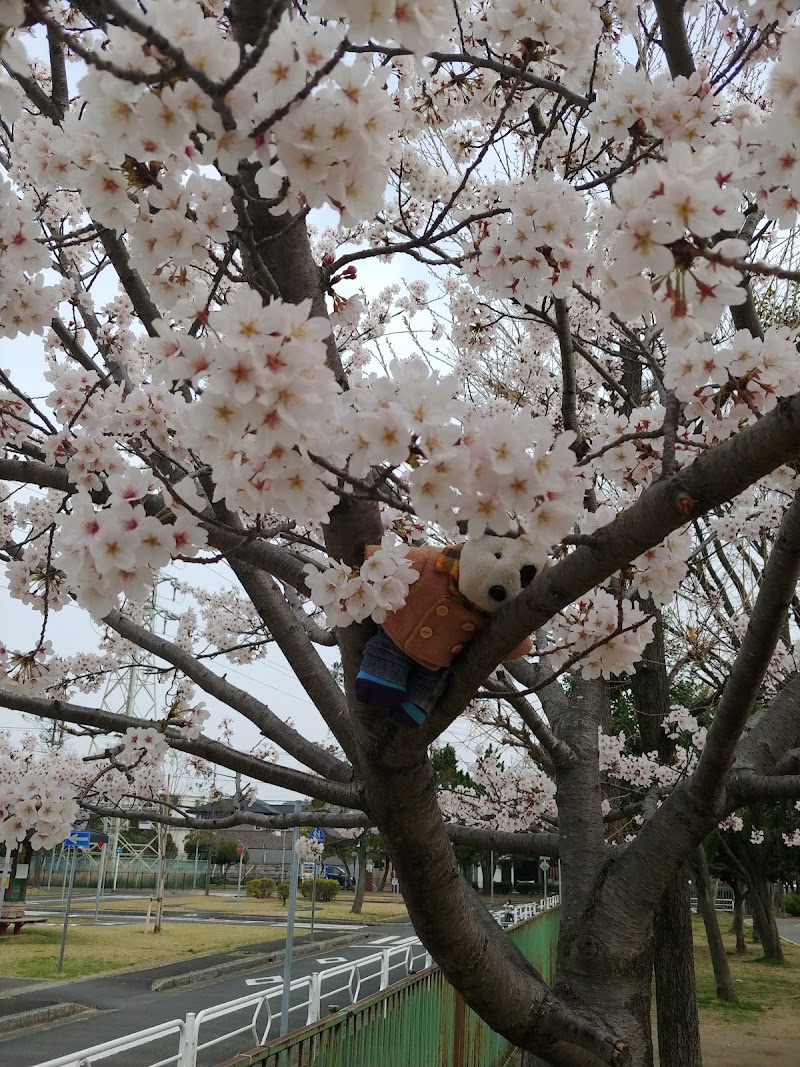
top-left (369, 546), bottom-right (532, 671)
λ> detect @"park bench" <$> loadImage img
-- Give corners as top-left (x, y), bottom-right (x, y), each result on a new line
top-left (0, 916), bottom-right (48, 936)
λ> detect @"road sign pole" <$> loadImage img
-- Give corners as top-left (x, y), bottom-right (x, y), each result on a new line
top-left (279, 801), bottom-right (301, 1038)
top-left (310, 861), bottom-right (317, 942)
top-left (93, 843), bottom-right (107, 920)
top-left (58, 847), bottom-right (77, 974)
top-left (235, 844), bottom-right (244, 910)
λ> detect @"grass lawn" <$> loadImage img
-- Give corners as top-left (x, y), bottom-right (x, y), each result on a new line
top-left (67, 890), bottom-right (409, 922)
top-left (691, 914), bottom-right (798, 1015)
top-left (0, 920), bottom-right (285, 982)
top-left (652, 917), bottom-right (799, 1066)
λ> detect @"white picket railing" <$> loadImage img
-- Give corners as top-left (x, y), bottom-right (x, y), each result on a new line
top-left (496, 895), bottom-right (561, 927)
top-left (188, 936), bottom-right (430, 1064)
top-left (30, 939), bottom-right (430, 1067)
top-left (690, 895), bottom-right (735, 913)
top-left (29, 1018), bottom-right (193, 1067)
top-left (30, 897), bottom-right (560, 1067)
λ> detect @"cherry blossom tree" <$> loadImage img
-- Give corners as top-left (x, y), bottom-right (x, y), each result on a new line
top-left (3, 2), bottom-right (800, 1065)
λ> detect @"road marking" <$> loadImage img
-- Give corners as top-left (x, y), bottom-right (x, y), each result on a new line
top-left (369, 935), bottom-right (401, 944)
top-left (244, 976), bottom-right (283, 987)
top-left (316, 956), bottom-right (347, 964)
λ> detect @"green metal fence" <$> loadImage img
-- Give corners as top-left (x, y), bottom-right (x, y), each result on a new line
top-left (216, 907), bottom-right (561, 1067)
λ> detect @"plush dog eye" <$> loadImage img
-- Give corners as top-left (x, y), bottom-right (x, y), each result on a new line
top-left (520, 564), bottom-right (537, 587)
top-left (494, 551), bottom-right (502, 559)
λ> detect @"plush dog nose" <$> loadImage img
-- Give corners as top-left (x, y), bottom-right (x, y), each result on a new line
top-left (489, 585), bottom-right (507, 602)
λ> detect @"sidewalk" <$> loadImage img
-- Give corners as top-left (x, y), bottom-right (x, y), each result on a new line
top-left (0, 930), bottom-right (288, 1009)
top-left (0, 925), bottom-right (373, 1020)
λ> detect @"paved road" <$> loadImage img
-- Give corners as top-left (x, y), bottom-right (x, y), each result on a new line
top-left (777, 916), bottom-right (800, 946)
top-left (0, 923), bottom-right (418, 1067)
top-left (24, 890), bottom-right (399, 930)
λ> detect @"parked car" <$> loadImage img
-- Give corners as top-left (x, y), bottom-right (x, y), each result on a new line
top-left (323, 864), bottom-right (354, 889)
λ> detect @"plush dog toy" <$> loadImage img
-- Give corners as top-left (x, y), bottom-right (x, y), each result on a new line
top-left (355, 534), bottom-right (537, 725)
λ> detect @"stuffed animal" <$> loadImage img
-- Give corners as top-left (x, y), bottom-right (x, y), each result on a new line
top-left (355, 534), bottom-right (538, 725)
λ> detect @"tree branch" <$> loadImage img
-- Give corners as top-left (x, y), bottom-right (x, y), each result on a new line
top-left (692, 491), bottom-right (800, 800)
top-left (225, 556), bottom-right (358, 763)
top-left (103, 608), bottom-right (352, 782)
top-left (0, 690), bottom-right (357, 806)
top-left (425, 392), bottom-right (800, 741)
top-left (82, 804), bottom-right (370, 832)
top-left (727, 770), bottom-right (800, 804)
top-left (445, 823), bottom-right (559, 858)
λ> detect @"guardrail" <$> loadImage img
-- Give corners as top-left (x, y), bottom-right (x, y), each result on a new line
top-left (29, 1018), bottom-right (193, 1067)
top-left (496, 895), bottom-right (560, 927)
top-left (30, 939), bottom-right (431, 1067)
top-left (30, 898), bottom-right (560, 1067)
top-left (189, 937), bottom-right (430, 1064)
top-left (218, 904), bottom-right (562, 1067)
top-left (690, 895), bottom-right (734, 912)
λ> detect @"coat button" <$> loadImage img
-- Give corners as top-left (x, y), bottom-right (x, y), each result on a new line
top-left (419, 626), bottom-right (433, 638)
top-left (461, 622), bottom-right (475, 632)
top-left (435, 605), bottom-right (449, 616)
top-left (450, 644), bottom-right (464, 654)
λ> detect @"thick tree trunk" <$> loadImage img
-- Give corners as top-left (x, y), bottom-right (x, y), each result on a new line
top-left (694, 844), bottom-right (737, 1003)
top-left (654, 868), bottom-right (703, 1065)
top-left (731, 885), bottom-right (748, 954)
top-left (350, 836), bottom-right (367, 915)
top-left (748, 873), bottom-right (784, 961)
top-left (31, 849), bottom-right (46, 888)
top-left (549, 680), bottom-right (655, 1067)
top-left (377, 858), bottom-right (389, 891)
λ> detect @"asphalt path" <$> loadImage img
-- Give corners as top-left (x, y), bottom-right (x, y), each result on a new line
top-left (0, 922), bottom-right (420, 1067)
top-left (777, 915), bottom-right (800, 947)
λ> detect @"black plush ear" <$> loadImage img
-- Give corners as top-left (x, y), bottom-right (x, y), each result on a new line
top-left (520, 564), bottom-right (537, 588)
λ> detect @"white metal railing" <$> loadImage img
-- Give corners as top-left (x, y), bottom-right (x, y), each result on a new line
top-left (189, 936), bottom-right (430, 1062)
top-left (690, 895), bottom-right (735, 913)
top-left (27, 1018), bottom-right (191, 1067)
top-left (30, 898), bottom-right (560, 1067)
top-left (496, 895), bottom-right (561, 927)
top-left (29, 940), bottom-right (430, 1067)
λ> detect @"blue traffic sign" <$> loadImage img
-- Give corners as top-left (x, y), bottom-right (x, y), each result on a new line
top-left (64, 830), bottom-right (91, 849)
top-left (309, 826), bottom-right (325, 843)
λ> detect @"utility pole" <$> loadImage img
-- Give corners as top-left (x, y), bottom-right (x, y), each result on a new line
top-left (153, 784), bottom-right (170, 934)
top-left (279, 800), bottom-right (302, 1038)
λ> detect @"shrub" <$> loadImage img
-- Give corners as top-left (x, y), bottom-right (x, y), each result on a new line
top-left (277, 882), bottom-right (290, 906)
top-left (785, 892), bottom-right (800, 916)
top-left (514, 882), bottom-right (536, 896)
top-left (316, 878), bottom-right (340, 902)
top-left (300, 877), bottom-right (340, 901)
top-left (495, 881), bottom-right (514, 895)
top-left (246, 877), bottom-right (276, 899)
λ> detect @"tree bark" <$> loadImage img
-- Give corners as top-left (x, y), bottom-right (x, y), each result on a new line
top-left (377, 859), bottom-right (389, 892)
top-left (694, 844), bottom-right (738, 1003)
top-left (748, 873), bottom-right (784, 961)
top-left (731, 884), bottom-right (748, 954)
top-left (654, 868), bottom-right (703, 1066)
top-left (547, 680), bottom-right (656, 1067)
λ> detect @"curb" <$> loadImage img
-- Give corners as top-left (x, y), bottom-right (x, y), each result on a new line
top-left (0, 1001), bottom-right (90, 1035)
top-left (150, 929), bottom-right (375, 991)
